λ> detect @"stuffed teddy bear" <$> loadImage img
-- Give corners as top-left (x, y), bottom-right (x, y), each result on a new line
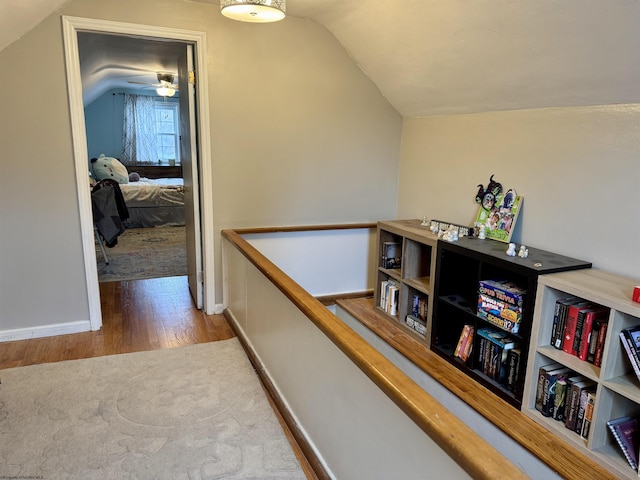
top-left (90, 154), bottom-right (129, 184)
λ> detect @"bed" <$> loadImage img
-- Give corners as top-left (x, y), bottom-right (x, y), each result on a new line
top-left (120, 177), bottom-right (185, 228)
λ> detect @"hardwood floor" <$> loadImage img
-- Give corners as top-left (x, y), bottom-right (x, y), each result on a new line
top-left (0, 276), bottom-right (234, 369)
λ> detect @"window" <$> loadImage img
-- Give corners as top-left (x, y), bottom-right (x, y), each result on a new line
top-left (155, 102), bottom-right (180, 164)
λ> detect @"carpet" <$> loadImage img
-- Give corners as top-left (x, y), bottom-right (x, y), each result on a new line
top-left (97, 226), bottom-right (187, 282)
top-left (0, 340), bottom-right (305, 479)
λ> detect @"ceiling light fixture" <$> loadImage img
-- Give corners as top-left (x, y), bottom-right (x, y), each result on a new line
top-left (156, 86), bottom-right (176, 97)
top-left (220, 0), bottom-right (286, 23)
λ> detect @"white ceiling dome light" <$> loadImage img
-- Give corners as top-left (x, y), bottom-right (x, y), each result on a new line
top-left (220, 0), bottom-right (286, 23)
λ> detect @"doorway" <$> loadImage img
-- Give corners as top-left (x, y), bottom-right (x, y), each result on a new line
top-left (62, 16), bottom-right (216, 331)
top-left (80, 33), bottom-right (188, 285)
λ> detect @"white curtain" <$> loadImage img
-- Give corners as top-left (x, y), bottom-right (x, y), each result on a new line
top-left (122, 94), bottom-right (157, 165)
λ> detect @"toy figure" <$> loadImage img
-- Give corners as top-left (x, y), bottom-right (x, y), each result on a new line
top-left (475, 174), bottom-right (503, 211)
top-left (506, 243), bottom-right (516, 256)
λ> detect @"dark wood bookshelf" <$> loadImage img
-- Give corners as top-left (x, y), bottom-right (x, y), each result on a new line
top-left (431, 235), bottom-right (592, 409)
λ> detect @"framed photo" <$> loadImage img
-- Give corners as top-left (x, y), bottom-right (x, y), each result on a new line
top-left (475, 189), bottom-right (522, 243)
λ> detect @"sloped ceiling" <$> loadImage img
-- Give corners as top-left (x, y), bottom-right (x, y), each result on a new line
top-left (77, 33), bottom-right (186, 105)
top-left (1, 0), bottom-right (639, 117)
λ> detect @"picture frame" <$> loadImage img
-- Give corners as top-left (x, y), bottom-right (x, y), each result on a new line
top-left (475, 190), bottom-right (522, 243)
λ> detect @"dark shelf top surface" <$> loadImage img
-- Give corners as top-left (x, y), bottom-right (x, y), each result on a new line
top-left (439, 236), bottom-right (592, 274)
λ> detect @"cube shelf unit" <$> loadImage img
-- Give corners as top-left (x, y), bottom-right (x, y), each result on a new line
top-left (431, 236), bottom-right (591, 409)
top-left (523, 269), bottom-right (640, 479)
top-left (374, 220), bottom-right (438, 345)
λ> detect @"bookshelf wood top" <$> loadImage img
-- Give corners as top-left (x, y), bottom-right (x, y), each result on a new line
top-left (540, 269), bottom-right (640, 317)
top-left (378, 219), bottom-right (439, 246)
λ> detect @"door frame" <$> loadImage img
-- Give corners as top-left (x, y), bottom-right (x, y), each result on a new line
top-left (62, 16), bottom-right (215, 330)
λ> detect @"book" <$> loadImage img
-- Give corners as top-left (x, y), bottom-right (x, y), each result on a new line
top-left (586, 319), bottom-right (602, 364)
top-left (382, 242), bottom-right (401, 269)
top-left (453, 325), bottom-right (474, 362)
top-left (577, 308), bottom-right (608, 361)
top-left (607, 416), bottom-right (639, 470)
top-left (552, 375), bottom-right (569, 421)
top-left (388, 283), bottom-right (399, 316)
top-left (552, 297), bottom-right (582, 349)
top-left (574, 384), bottom-right (596, 434)
top-left (594, 320), bottom-right (609, 367)
top-left (562, 302), bottom-right (592, 356)
top-left (474, 191), bottom-right (523, 243)
top-left (550, 296), bottom-right (577, 347)
top-left (571, 307), bottom-right (591, 357)
top-left (535, 362), bottom-right (562, 412)
top-left (542, 367), bottom-right (572, 417)
top-left (580, 391), bottom-right (596, 440)
top-left (621, 325), bottom-right (640, 382)
top-left (411, 294), bottom-right (428, 322)
top-left (505, 347), bottom-right (521, 393)
top-left (405, 315), bottom-right (427, 336)
top-left (620, 331), bottom-right (640, 383)
top-left (565, 379), bottom-right (595, 432)
top-left (454, 325), bottom-right (471, 357)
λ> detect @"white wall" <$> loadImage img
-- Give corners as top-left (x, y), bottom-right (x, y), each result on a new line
top-left (0, 0), bottom-right (401, 334)
top-left (397, 104), bottom-right (640, 279)
top-left (223, 241), bottom-right (473, 480)
top-left (243, 228), bottom-right (376, 297)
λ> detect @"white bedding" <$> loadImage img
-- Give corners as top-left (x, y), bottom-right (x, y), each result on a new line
top-left (120, 178), bottom-right (185, 228)
top-left (120, 178), bottom-right (184, 208)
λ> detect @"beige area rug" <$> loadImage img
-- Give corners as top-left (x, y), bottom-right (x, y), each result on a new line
top-left (97, 226), bottom-right (187, 282)
top-left (0, 339), bottom-right (305, 479)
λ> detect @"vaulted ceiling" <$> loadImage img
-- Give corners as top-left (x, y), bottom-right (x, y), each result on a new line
top-left (2, 0), bottom-right (639, 117)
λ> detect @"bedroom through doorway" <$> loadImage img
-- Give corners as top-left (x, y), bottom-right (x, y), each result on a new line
top-left (80, 33), bottom-right (190, 284)
top-left (63, 16), bottom-right (215, 331)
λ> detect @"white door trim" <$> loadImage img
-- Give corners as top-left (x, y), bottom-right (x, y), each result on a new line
top-left (62, 16), bottom-right (216, 330)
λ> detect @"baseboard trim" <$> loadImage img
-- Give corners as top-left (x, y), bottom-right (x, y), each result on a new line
top-left (0, 321), bottom-right (91, 343)
top-left (224, 309), bottom-right (330, 480)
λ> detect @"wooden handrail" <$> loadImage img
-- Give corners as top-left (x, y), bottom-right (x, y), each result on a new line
top-left (223, 226), bottom-right (529, 480)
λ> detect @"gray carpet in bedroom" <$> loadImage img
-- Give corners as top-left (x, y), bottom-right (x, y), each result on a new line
top-left (0, 339), bottom-right (306, 479)
top-left (96, 226), bottom-right (187, 282)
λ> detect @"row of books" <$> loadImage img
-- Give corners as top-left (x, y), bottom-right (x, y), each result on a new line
top-left (619, 324), bottom-right (640, 383)
top-left (534, 363), bottom-right (596, 440)
top-left (476, 327), bottom-right (520, 389)
top-left (607, 416), bottom-right (639, 470)
top-left (549, 296), bottom-right (609, 366)
top-left (379, 280), bottom-right (400, 316)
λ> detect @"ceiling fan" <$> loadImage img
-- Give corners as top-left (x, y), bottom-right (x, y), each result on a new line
top-left (127, 72), bottom-right (179, 97)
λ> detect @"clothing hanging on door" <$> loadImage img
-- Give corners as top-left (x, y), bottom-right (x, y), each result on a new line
top-left (91, 179), bottom-right (129, 247)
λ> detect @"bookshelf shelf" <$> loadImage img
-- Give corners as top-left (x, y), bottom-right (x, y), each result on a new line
top-left (374, 220), bottom-right (438, 344)
top-left (431, 236), bottom-right (591, 409)
top-left (523, 269), bottom-right (640, 479)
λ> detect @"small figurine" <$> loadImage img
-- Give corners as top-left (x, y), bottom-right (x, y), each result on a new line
top-left (442, 225), bottom-right (459, 242)
top-left (421, 216), bottom-right (429, 226)
top-left (518, 245), bottom-right (529, 258)
top-left (506, 243), bottom-right (516, 256)
top-left (478, 224), bottom-right (486, 240)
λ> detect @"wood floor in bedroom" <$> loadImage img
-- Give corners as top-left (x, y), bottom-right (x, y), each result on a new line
top-left (0, 276), bottom-right (234, 369)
